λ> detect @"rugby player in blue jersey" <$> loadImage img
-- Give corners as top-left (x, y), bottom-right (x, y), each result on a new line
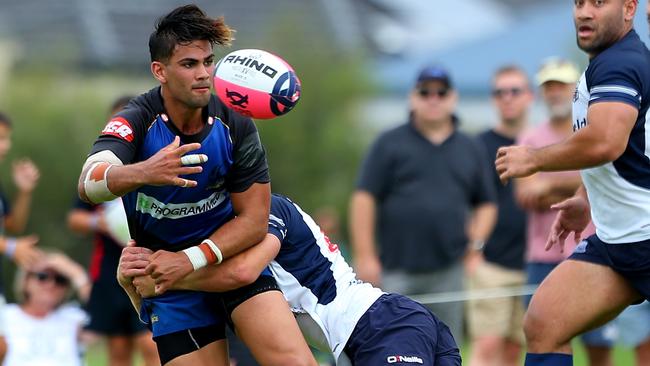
top-left (120, 194), bottom-right (462, 366)
top-left (78, 5), bottom-right (315, 366)
top-left (496, 0), bottom-right (650, 365)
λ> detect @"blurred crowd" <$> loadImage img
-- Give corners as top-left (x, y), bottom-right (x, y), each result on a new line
top-left (349, 58), bottom-right (650, 366)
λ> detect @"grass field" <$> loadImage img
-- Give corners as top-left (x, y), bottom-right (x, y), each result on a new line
top-left (84, 339), bottom-right (637, 366)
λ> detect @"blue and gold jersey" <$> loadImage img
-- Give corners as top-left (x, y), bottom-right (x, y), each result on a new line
top-left (88, 87), bottom-right (269, 251)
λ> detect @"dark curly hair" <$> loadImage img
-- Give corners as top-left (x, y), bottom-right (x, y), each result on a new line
top-left (149, 4), bottom-right (234, 63)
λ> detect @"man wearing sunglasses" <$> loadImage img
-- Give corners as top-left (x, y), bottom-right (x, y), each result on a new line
top-left (350, 65), bottom-right (497, 345)
top-left (469, 65), bottom-right (533, 366)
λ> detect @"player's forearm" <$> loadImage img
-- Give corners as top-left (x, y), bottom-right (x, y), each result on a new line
top-left (5, 191), bottom-right (32, 233)
top-left (534, 105), bottom-right (632, 172)
top-left (176, 235), bottom-right (280, 292)
top-left (349, 191), bottom-right (379, 259)
top-left (533, 138), bottom-right (613, 173)
top-left (203, 183), bottom-right (270, 260)
top-left (104, 163), bottom-right (150, 196)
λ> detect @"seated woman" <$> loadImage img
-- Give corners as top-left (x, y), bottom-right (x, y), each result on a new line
top-left (3, 252), bottom-right (90, 366)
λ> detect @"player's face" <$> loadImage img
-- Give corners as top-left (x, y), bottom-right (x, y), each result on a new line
top-left (492, 72), bottom-right (533, 125)
top-left (410, 80), bottom-right (457, 123)
top-left (541, 81), bottom-right (575, 120)
top-left (574, 0), bottom-right (632, 55)
top-left (157, 40), bottom-right (215, 109)
top-left (0, 124), bottom-right (12, 162)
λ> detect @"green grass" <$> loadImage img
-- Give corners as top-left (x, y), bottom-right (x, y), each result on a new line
top-left (85, 339), bottom-right (637, 366)
top-left (459, 339), bottom-right (636, 365)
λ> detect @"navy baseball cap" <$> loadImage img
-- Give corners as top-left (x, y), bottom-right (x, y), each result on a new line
top-left (415, 65), bottom-right (453, 89)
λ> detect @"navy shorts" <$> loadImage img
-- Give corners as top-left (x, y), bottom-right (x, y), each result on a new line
top-left (569, 234), bottom-right (650, 302)
top-left (343, 293), bottom-right (461, 366)
top-left (85, 279), bottom-right (149, 336)
top-left (139, 290), bottom-right (226, 337)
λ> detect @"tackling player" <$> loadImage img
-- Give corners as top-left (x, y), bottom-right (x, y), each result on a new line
top-left (121, 194), bottom-right (462, 366)
top-left (78, 5), bottom-right (314, 366)
top-left (495, 0), bottom-right (650, 365)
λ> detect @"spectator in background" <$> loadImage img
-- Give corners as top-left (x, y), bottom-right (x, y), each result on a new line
top-left (2, 252), bottom-right (90, 366)
top-left (0, 112), bottom-right (42, 362)
top-left (469, 65), bottom-right (533, 366)
top-left (349, 65), bottom-right (497, 343)
top-left (516, 58), bottom-right (616, 366)
top-left (67, 95), bottom-right (159, 366)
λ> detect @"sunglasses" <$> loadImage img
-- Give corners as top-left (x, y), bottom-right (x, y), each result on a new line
top-left (29, 271), bottom-right (70, 286)
top-left (492, 87), bottom-right (526, 99)
top-left (417, 88), bottom-right (450, 99)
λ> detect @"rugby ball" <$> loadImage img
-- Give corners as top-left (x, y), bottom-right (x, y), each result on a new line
top-left (213, 49), bottom-right (301, 119)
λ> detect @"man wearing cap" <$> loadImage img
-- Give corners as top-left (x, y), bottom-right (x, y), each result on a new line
top-left (349, 65), bottom-right (497, 344)
top-left (468, 65), bottom-right (532, 366)
top-left (516, 58), bottom-right (618, 366)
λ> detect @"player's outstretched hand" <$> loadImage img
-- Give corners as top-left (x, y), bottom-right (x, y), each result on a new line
top-left (13, 235), bottom-right (43, 268)
top-left (545, 196), bottom-right (591, 253)
top-left (495, 145), bottom-right (538, 183)
top-left (12, 159), bottom-right (40, 193)
top-left (145, 250), bottom-right (193, 295)
top-left (141, 136), bottom-right (208, 188)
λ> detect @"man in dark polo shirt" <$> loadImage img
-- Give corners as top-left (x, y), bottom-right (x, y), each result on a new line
top-left (349, 65), bottom-right (497, 344)
top-left (469, 65), bottom-right (532, 366)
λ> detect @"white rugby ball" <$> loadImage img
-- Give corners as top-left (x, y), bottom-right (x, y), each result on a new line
top-left (213, 49), bottom-right (301, 119)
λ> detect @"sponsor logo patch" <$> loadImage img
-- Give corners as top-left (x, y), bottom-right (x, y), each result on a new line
top-left (387, 355), bottom-right (424, 364)
top-left (574, 239), bottom-right (588, 254)
top-left (135, 191), bottom-right (226, 220)
top-left (102, 117), bottom-right (134, 142)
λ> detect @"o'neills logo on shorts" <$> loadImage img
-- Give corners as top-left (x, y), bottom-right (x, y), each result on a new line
top-left (135, 191), bottom-right (226, 219)
top-left (387, 355), bottom-right (424, 364)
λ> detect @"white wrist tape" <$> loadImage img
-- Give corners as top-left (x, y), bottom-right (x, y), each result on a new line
top-left (202, 239), bottom-right (223, 264)
top-left (182, 246), bottom-right (208, 271)
top-left (84, 162), bottom-right (119, 204)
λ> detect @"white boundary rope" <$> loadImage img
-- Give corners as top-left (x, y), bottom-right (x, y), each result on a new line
top-left (410, 284), bottom-right (538, 305)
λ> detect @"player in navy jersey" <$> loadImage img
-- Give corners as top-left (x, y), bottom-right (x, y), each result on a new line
top-left (496, 0), bottom-right (650, 365)
top-left (78, 5), bottom-right (315, 366)
top-left (120, 194), bottom-right (462, 366)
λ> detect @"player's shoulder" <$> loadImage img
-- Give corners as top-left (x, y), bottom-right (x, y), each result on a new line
top-left (116, 87), bottom-right (164, 125)
top-left (270, 193), bottom-right (296, 219)
top-left (589, 30), bottom-right (650, 79)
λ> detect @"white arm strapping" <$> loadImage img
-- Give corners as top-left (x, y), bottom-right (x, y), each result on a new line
top-left (82, 150), bottom-right (124, 204)
top-left (81, 150), bottom-right (123, 172)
